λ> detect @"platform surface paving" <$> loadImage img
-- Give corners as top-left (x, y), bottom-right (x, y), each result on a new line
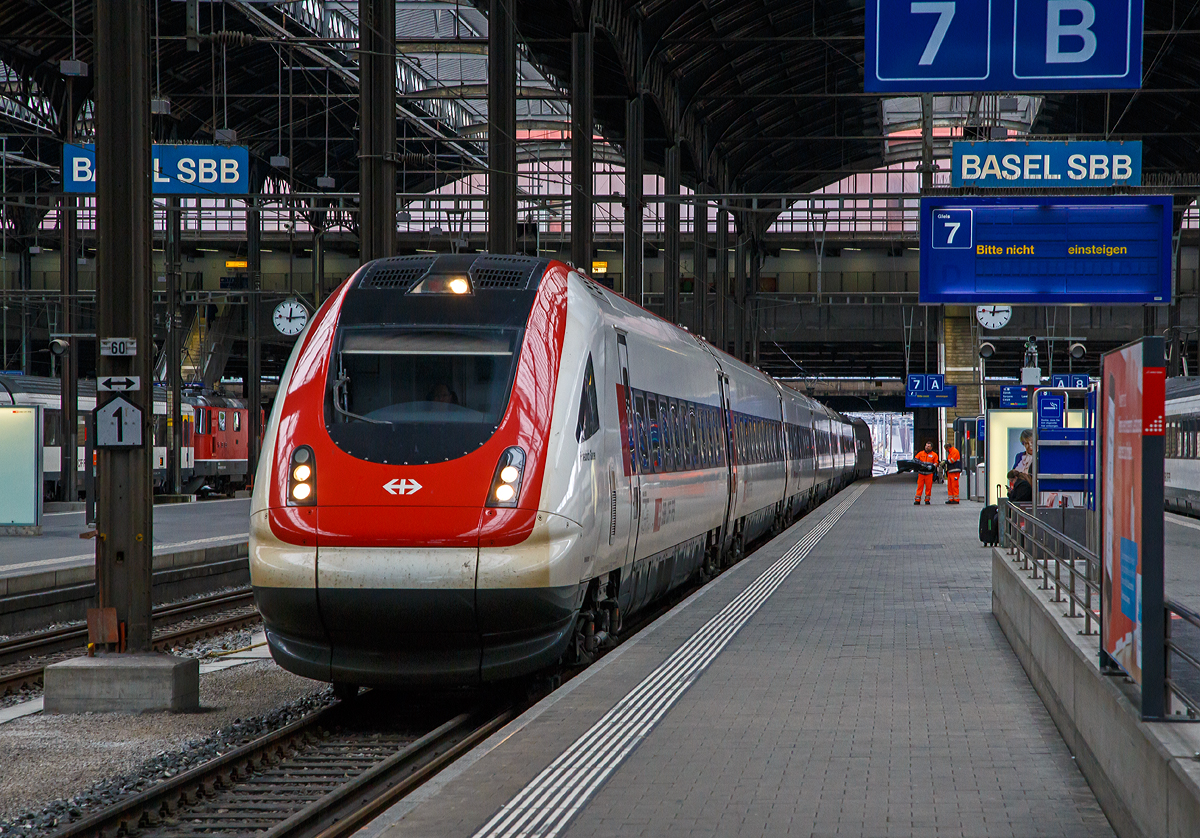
top-left (373, 475), bottom-right (1115, 838)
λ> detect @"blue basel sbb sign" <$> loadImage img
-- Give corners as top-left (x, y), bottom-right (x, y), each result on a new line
top-left (919, 195), bottom-right (1173, 305)
top-left (63, 143), bottom-right (250, 195)
top-left (865, 0), bottom-right (1144, 93)
top-left (952, 141), bottom-right (1141, 187)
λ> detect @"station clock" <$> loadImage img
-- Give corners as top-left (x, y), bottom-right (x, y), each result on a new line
top-left (273, 299), bottom-right (309, 336)
top-left (975, 305), bottom-right (1012, 330)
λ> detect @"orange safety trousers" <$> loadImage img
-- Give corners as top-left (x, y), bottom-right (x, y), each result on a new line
top-left (947, 472), bottom-right (960, 500)
top-left (916, 473), bottom-right (933, 500)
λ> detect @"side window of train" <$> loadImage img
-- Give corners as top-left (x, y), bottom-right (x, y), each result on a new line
top-left (668, 401), bottom-right (681, 470)
top-left (689, 409), bottom-right (700, 469)
top-left (648, 396), bottom-right (663, 473)
top-left (634, 393), bottom-right (651, 473)
top-left (657, 398), bottom-right (676, 470)
top-left (235, 412), bottom-right (242, 433)
top-left (575, 355), bottom-right (601, 443)
top-left (218, 411), bottom-right (227, 432)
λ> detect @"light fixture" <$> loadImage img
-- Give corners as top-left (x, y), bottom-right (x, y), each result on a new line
top-left (397, 211), bottom-right (412, 222)
top-left (60, 60), bottom-right (88, 77)
top-left (409, 275), bottom-right (473, 295)
top-left (1069, 342), bottom-right (1086, 360)
top-left (317, 175), bottom-right (335, 189)
top-left (214, 128), bottom-right (238, 143)
top-left (978, 342), bottom-right (996, 360)
top-left (151, 99), bottom-right (171, 115)
top-left (288, 446), bottom-right (315, 506)
top-left (486, 447), bottom-right (526, 508)
top-left (270, 155), bottom-right (290, 168)
top-left (429, 225), bottom-right (444, 236)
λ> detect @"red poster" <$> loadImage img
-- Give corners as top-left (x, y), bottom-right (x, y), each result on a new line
top-left (1102, 344), bottom-right (1143, 684)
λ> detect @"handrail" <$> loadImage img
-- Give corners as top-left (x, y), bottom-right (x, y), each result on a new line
top-left (1001, 501), bottom-right (1100, 637)
top-left (1004, 501), bottom-right (1200, 718)
top-left (1165, 598), bottom-right (1200, 716)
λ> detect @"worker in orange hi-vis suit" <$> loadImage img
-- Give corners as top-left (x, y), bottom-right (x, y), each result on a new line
top-left (944, 442), bottom-right (962, 504)
top-left (914, 441), bottom-right (938, 505)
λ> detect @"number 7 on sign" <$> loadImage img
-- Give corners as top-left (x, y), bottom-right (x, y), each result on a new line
top-left (912, 2), bottom-right (956, 65)
top-left (931, 209), bottom-right (973, 250)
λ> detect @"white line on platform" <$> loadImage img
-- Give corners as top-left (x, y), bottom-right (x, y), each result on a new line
top-left (1, 534), bottom-right (249, 575)
top-left (471, 483), bottom-right (868, 838)
top-left (1166, 512), bottom-right (1200, 533)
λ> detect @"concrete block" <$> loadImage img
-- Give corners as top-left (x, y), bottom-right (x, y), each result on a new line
top-left (43, 653), bottom-right (200, 714)
top-left (0, 525), bottom-right (42, 536)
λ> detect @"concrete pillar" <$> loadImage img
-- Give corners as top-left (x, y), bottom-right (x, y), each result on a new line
top-left (359, 0), bottom-right (396, 263)
top-left (488, 0), bottom-right (517, 254)
top-left (623, 95), bottom-right (644, 304)
top-left (734, 234), bottom-right (747, 361)
top-left (715, 204), bottom-right (728, 353)
top-left (693, 188), bottom-right (708, 339)
top-left (570, 30), bottom-right (593, 272)
top-left (59, 197), bottom-right (78, 501)
top-left (663, 144), bottom-right (680, 325)
top-left (94, 0), bottom-right (155, 652)
top-left (166, 198), bottom-right (182, 495)
top-left (246, 196), bottom-right (262, 485)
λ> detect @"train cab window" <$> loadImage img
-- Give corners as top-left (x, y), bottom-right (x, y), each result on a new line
top-left (218, 411), bottom-right (226, 432)
top-left (634, 392), bottom-right (651, 473)
top-left (327, 326), bottom-right (523, 464)
top-left (575, 355), bottom-right (601, 443)
top-left (234, 412), bottom-right (242, 433)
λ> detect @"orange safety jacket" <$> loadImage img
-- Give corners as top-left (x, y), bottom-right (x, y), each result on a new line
top-left (914, 450), bottom-right (939, 474)
top-left (945, 446), bottom-right (961, 472)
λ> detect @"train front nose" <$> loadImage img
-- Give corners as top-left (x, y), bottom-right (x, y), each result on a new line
top-left (314, 505), bottom-right (484, 687)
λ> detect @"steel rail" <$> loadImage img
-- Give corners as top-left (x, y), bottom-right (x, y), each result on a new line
top-left (43, 703), bottom-right (511, 838)
top-left (0, 589), bottom-right (258, 695)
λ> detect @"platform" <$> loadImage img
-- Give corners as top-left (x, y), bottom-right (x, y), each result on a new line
top-left (367, 475), bottom-right (1113, 838)
top-left (0, 497), bottom-right (250, 577)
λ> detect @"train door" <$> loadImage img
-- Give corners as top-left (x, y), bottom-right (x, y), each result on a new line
top-left (718, 373), bottom-right (737, 554)
top-left (613, 331), bottom-right (640, 572)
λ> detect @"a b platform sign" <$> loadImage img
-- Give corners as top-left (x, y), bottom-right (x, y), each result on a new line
top-left (866, 0), bottom-right (1143, 93)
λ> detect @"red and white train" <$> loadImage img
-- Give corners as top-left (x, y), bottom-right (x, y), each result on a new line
top-left (251, 254), bottom-right (871, 692)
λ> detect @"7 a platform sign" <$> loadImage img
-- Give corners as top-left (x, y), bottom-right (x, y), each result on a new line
top-left (866, 0), bottom-right (1144, 92)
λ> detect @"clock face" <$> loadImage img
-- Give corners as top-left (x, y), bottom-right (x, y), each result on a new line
top-left (976, 305), bottom-right (1012, 330)
top-left (273, 300), bottom-right (309, 336)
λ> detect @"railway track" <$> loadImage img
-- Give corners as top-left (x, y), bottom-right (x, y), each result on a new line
top-left (0, 589), bottom-right (260, 696)
top-left (46, 695), bottom-right (513, 838)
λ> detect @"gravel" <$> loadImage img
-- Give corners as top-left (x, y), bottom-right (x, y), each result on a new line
top-left (0, 659), bottom-right (333, 831)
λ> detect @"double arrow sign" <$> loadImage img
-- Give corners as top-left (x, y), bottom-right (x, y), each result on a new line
top-left (383, 478), bottom-right (423, 496)
top-left (97, 376), bottom-right (140, 392)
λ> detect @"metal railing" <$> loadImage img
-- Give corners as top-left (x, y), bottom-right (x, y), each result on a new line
top-left (1004, 500), bottom-right (1200, 718)
top-left (1165, 600), bottom-right (1200, 716)
top-left (1002, 501), bottom-right (1100, 636)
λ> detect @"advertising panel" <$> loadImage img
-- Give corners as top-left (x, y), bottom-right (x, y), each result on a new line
top-left (1100, 337), bottom-right (1166, 716)
top-left (952, 141), bottom-right (1141, 187)
top-left (984, 407), bottom-right (1083, 506)
top-left (920, 195), bottom-right (1173, 305)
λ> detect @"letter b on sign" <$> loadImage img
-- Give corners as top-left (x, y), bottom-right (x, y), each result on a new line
top-left (1014, 0), bottom-right (1135, 81)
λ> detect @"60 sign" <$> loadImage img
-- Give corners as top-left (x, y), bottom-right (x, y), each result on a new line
top-left (99, 338), bottom-right (138, 357)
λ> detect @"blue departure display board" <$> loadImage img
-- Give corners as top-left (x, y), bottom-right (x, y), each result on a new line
top-left (866, 0), bottom-right (1143, 93)
top-left (920, 196), bottom-right (1173, 305)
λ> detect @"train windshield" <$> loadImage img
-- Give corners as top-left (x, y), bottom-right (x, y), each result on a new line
top-left (326, 326), bottom-right (524, 464)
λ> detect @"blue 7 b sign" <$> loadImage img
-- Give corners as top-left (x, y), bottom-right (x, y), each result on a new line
top-left (866, 0), bottom-right (1143, 92)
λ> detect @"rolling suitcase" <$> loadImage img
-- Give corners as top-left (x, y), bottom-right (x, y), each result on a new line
top-left (979, 505), bottom-right (1000, 547)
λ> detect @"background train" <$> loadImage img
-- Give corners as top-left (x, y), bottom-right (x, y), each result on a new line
top-left (1167, 376), bottom-right (1200, 518)
top-left (251, 253), bottom-right (872, 694)
top-left (0, 374), bottom-right (254, 498)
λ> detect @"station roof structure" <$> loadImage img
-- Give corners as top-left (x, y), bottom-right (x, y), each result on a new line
top-left (0, 0), bottom-right (1197, 225)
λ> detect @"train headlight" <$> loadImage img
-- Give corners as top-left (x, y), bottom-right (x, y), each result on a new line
top-left (409, 275), bottom-right (473, 295)
top-left (486, 446), bottom-right (525, 508)
top-left (288, 446), bottom-right (316, 506)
